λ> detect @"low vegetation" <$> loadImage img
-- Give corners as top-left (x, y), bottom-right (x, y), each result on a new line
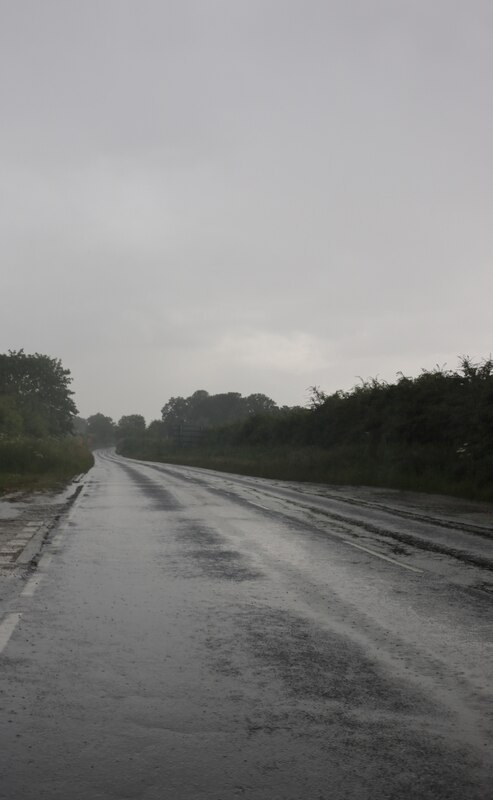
top-left (0, 350), bottom-right (94, 492)
top-left (116, 358), bottom-right (493, 502)
top-left (0, 436), bottom-right (94, 492)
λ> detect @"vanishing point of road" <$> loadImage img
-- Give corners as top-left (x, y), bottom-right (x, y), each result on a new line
top-left (0, 451), bottom-right (492, 799)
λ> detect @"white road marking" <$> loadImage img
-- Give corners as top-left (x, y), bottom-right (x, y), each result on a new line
top-left (0, 613), bottom-right (22, 653)
top-left (21, 576), bottom-right (44, 597)
top-left (250, 493), bottom-right (424, 574)
top-left (346, 540), bottom-right (423, 573)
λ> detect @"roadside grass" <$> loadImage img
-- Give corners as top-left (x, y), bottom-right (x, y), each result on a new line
top-left (0, 436), bottom-right (94, 494)
top-left (0, 472), bottom-right (79, 492)
top-left (119, 442), bottom-right (493, 503)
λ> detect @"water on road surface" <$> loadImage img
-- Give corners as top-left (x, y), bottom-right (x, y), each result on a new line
top-left (0, 452), bottom-right (491, 799)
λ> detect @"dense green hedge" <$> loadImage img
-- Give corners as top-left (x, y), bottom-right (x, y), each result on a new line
top-left (118, 358), bottom-right (493, 501)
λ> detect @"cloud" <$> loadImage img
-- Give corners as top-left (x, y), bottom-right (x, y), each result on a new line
top-left (1, 1), bottom-right (492, 420)
top-left (216, 330), bottom-right (332, 374)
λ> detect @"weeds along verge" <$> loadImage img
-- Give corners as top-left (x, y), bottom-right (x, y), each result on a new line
top-left (0, 436), bottom-right (94, 492)
top-left (117, 441), bottom-right (492, 502)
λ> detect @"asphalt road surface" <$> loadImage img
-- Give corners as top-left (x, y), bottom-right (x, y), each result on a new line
top-left (0, 451), bottom-right (492, 799)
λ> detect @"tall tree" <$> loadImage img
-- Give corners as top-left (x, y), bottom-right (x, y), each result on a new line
top-left (86, 413), bottom-right (116, 448)
top-left (161, 396), bottom-right (192, 426)
top-left (116, 415), bottom-right (146, 440)
top-left (0, 350), bottom-right (77, 435)
top-left (244, 393), bottom-right (279, 416)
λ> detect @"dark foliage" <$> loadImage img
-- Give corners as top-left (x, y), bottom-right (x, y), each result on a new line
top-left (114, 414), bottom-right (146, 453)
top-left (161, 389), bottom-right (278, 429)
top-left (0, 350), bottom-right (93, 489)
top-left (86, 413), bottom-right (116, 448)
top-left (0, 349), bottom-right (77, 436)
top-left (119, 358), bottom-right (493, 501)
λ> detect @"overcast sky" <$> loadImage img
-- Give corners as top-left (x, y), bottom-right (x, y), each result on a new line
top-left (1, 1), bottom-right (491, 422)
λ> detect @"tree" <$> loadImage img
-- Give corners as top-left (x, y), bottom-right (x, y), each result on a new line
top-left (0, 395), bottom-right (24, 437)
top-left (86, 414), bottom-right (116, 448)
top-left (244, 393), bottom-right (279, 416)
top-left (161, 390), bottom-right (278, 429)
top-left (0, 349), bottom-right (77, 436)
top-left (73, 417), bottom-right (89, 436)
top-left (146, 419), bottom-right (167, 438)
top-left (116, 415), bottom-right (146, 440)
top-left (161, 396), bottom-right (191, 426)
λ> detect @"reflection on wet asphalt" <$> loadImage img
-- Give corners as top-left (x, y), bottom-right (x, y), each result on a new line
top-left (0, 451), bottom-right (491, 799)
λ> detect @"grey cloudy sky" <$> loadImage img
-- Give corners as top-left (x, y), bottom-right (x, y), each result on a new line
top-left (1, 1), bottom-right (491, 422)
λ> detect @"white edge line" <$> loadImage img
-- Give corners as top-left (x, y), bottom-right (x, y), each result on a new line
top-left (248, 495), bottom-right (423, 573)
top-left (346, 540), bottom-right (423, 573)
top-left (0, 613), bottom-right (22, 653)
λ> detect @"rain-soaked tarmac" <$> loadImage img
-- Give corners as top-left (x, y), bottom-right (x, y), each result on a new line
top-left (0, 451), bottom-right (492, 799)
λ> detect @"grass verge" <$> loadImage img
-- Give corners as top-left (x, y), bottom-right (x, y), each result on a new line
top-left (119, 442), bottom-right (493, 503)
top-left (0, 436), bottom-right (94, 494)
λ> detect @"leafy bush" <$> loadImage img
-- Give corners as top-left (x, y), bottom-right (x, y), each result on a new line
top-left (119, 357), bottom-right (493, 501)
top-left (0, 436), bottom-right (94, 491)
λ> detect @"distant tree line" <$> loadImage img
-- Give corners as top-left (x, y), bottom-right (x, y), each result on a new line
top-left (77, 413), bottom-right (118, 448)
top-left (82, 390), bottom-right (282, 451)
top-left (161, 390), bottom-right (280, 428)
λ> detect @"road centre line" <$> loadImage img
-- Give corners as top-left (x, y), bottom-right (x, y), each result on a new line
top-left (0, 613), bottom-right (22, 654)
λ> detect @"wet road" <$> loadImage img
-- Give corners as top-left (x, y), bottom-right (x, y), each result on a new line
top-left (0, 451), bottom-right (492, 799)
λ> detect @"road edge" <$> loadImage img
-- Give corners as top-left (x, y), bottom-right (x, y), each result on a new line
top-left (16, 482), bottom-right (85, 569)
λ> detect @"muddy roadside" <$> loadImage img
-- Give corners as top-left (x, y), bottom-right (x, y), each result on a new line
top-left (0, 477), bottom-right (85, 571)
